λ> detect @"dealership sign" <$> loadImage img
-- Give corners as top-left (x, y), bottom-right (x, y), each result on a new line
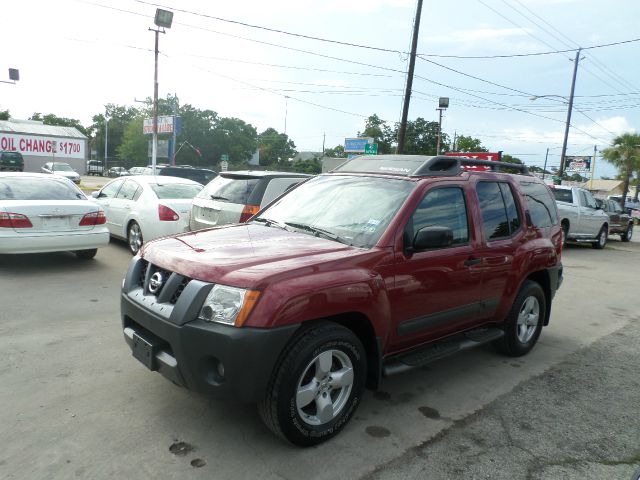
top-left (444, 151), bottom-right (503, 171)
top-left (143, 116), bottom-right (181, 135)
top-left (344, 137), bottom-right (374, 153)
top-left (0, 133), bottom-right (85, 159)
top-left (565, 155), bottom-right (591, 173)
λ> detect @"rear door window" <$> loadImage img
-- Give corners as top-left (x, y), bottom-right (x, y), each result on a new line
top-left (477, 182), bottom-right (513, 240)
top-left (100, 179), bottom-right (124, 199)
top-left (520, 182), bottom-right (558, 228)
top-left (552, 189), bottom-right (573, 203)
top-left (198, 175), bottom-right (260, 204)
top-left (116, 180), bottom-right (140, 201)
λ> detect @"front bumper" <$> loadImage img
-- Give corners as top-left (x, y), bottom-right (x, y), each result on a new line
top-left (121, 257), bottom-right (299, 403)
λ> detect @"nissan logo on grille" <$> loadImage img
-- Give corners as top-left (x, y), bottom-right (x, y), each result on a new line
top-left (148, 272), bottom-right (165, 294)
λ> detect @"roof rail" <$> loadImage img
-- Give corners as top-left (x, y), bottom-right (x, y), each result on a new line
top-left (413, 156), bottom-right (530, 176)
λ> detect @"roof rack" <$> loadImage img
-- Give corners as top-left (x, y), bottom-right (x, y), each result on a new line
top-left (331, 154), bottom-right (530, 177)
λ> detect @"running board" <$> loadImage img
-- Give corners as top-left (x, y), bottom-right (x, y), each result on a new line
top-left (382, 327), bottom-right (504, 377)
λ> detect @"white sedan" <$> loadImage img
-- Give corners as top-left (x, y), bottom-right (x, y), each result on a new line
top-left (0, 172), bottom-right (109, 258)
top-left (91, 175), bottom-right (203, 254)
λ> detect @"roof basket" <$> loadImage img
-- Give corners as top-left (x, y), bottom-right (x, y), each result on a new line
top-left (413, 156), bottom-right (530, 176)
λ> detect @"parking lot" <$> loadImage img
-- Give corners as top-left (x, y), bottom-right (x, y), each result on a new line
top-left (1, 237), bottom-right (639, 479)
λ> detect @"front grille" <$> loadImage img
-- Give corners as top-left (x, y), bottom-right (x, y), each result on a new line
top-left (137, 259), bottom-right (191, 304)
top-left (170, 277), bottom-right (191, 304)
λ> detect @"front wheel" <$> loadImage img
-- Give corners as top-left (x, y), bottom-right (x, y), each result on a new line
top-left (621, 223), bottom-right (633, 242)
top-left (494, 280), bottom-right (546, 357)
top-left (592, 226), bottom-right (607, 249)
top-left (127, 221), bottom-right (143, 255)
top-left (258, 323), bottom-right (366, 447)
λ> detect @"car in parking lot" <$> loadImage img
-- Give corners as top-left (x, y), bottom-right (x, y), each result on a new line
top-left (128, 166), bottom-right (153, 176)
top-left (107, 166), bottom-right (129, 178)
top-left (86, 160), bottom-right (104, 176)
top-left (159, 166), bottom-right (217, 185)
top-left (596, 198), bottom-right (633, 241)
top-left (189, 170), bottom-right (310, 230)
top-left (91, 175), bottom-right (203, 254)
top-left (0, 151), bottom-right (24, 171)
top-left (41, 162), bottom-right (81, 184)
top-left (0, 172), bottom-right (109, 258)
top-left (551, 185), bottom-right (609, 248)
top-left (121, 155), bottom-right (563, 446)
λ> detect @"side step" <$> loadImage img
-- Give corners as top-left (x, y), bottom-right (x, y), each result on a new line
top-left (382, 327), bottom-right (504, 377)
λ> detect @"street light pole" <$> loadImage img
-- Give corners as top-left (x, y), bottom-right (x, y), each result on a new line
top-left (104, 114), bottom-right (109, 171)
top-left (559, 48), bottom-right (582, 179)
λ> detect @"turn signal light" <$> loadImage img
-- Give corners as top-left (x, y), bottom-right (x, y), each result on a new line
top-left (79, 211), bottom-right (106, 226)
top-left (239, 204), bottom-right (259, 223)
top-left (158, 204), bottom-right (179, 221)
top-left (0, 212), bottom-right (33, 228)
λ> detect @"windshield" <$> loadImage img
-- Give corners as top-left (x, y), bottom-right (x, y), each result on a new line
top-left (254, 175), bottom-right (414, 248)
top-left (150, 183), bottom-right (203, 199)
top-left (51, 163), bottom-right (74, 172)
top-left (0, 176), bottom-right (85, 200)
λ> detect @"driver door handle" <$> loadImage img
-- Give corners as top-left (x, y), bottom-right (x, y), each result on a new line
top-left (464, 257), bottom-right (482, 267)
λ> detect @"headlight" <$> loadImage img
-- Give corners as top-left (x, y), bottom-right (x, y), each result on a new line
top-left (199, 285), bottom-right (260, 326)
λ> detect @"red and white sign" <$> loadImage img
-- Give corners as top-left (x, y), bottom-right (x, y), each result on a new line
top-left (444, 152), bottom-right (502, 171)
top-left (0, 134), bottom-right (84, 159)
top-left (143, 116), bottom-right (175, 134)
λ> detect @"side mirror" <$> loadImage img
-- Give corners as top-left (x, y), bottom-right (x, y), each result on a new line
top-left (413, 226), bottom-right (453, 250)
top-left (91, 191), bottom-right (100, 198)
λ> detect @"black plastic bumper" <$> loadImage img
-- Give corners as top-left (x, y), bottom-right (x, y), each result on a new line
top-left (121, 291), bottom-right (299, 403)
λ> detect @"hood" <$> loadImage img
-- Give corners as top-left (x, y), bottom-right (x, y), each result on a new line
top-left (142, 224), bottom-right (370, 288)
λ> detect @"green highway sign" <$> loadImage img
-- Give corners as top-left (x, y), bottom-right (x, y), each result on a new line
top-left (364, 143), bottom-right (378, 155)
top-left (220, 154), bottom-right (229, 161)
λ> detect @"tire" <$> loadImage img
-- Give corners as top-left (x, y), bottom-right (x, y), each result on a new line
top-left (258, 322), bottom-right (366, 447)
top-left (621, 223), bottom-right (633, 242)
top-left (592, 226), bottom-right (607, 249)
top-left (127, 221), bottom-right (143, 255)
top-left (494, 280), bottom-right (546, 357)
top-left (75, 248), bottom-right (97, 260)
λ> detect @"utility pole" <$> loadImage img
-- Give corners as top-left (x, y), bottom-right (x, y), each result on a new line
top-left (542, 147), bottom-right (549, 180)
top-left (322, 132), bottom-right (326, 156)
top-left (284, 96), bottom-right (289, 135)
top-left (171, 93), bottom-right (178, 166)
top-left (396, 0), bottom-right (424, 154)
top-left (452, 130), bottom-right (457, 152)
top-left (436, 108), bottom-right (444, 154)
top-left (104, 113), bottom-right (109, 171)
top-left (559, 48), bottom-right (582, 179)
top-left (589, 145), bottom-right (597, 189)
top-left (149, 27), bottom-right (163, 174)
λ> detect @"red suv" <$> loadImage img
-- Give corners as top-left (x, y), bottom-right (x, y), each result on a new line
top-left (121, 155), bottom-right (563, 446)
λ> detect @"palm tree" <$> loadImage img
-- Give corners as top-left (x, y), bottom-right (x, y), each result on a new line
top-left (601, 133), bottom-right (640, 208)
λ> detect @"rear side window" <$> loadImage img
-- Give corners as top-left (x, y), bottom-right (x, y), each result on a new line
top-left (552, 189), bottom-right (573, 203)
top-left (477, 182), bottom-right (519, 240)
top-left (0, 177), bottom-right (83, 200)
top-left (260, 177), bottom-right (305, 207)
top-left (116, 180), bottom-right (140, 201)
top-left (520, 182), bottom-right (558, 228)
top-left (150, 183), bottom-right (203, 199)
top-left (410, 187), bottom-right (469, 245)
top-left (198, 175), bottom-right (260, 204)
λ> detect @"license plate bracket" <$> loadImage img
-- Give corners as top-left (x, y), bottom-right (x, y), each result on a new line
top-left (132, 332), bottom-right (160, 371)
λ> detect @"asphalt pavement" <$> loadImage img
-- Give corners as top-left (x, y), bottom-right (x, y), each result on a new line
top-left (0, 236), bottom-right (638, 479)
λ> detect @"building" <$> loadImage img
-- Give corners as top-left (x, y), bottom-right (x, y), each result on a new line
top-left (0, 119), bottom-right (88, 173)
top-left (587, 179), bottom-right (624, 198)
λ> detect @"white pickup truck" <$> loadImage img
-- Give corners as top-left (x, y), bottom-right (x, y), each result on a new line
top-left (551, 185), bottom-right (610, 249)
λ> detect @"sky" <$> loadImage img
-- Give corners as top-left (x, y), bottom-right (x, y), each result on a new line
top-left (2, 0), bottom-right (640, 178)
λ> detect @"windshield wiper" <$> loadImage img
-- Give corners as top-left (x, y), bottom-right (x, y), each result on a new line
top-left (209, 195), bottom-right (229, 201)
top-left (285, 222), bottom-right (346, 243)
top-left (253, 217), bottom-right (287, 230)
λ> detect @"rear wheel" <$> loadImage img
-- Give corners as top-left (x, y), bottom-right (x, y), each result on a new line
top-left (621, 223), bottom-right (633, 242)
top-left (127, 221), bottom-right (143, 255)
top-left (592, 226), bottom-right (607, 249)
top-left (75, 248), bottom-right (97, 260)
top-left (258, 323), bottom-right (366, 447)
top-left (561, 222), bottom-right (569, 247)
top-left (494, 280), bottom-right (545, 357)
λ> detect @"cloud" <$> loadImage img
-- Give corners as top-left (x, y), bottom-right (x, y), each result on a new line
top-left (424, 27), bottom-right (531, 45)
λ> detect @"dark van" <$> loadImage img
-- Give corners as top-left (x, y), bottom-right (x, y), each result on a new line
top-left (158, 166), bottom-right (217, 185)
top-left (0, 151), bottom-right (24, 171)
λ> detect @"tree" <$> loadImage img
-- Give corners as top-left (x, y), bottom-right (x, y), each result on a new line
top-left (0, 110), bottom-right (10, 121)
top-left (210, 117), bottom-right (258, 165)
top-left (117, 116), bottom-right (148, 165)
top-left (602, 133), bottom-right (640, 208)
top-left (258, 128), bottom-right (296, 166)
top-left (359, 114), bottom-right (394, 154)
top-left (291, 158), bottom-right (322, 174)
top-left (502, 154), bottom-right (523, 164)
top-left (454, 135), bottom-right (488, 153)
top-left (324, 145), bottom-right (346, 158)
top-left (397, 117), bottom-right (449, 155)
top-left (30, 112), bottom-right (89, 136)
top-left (91, 104), bottom-right (140, 162)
